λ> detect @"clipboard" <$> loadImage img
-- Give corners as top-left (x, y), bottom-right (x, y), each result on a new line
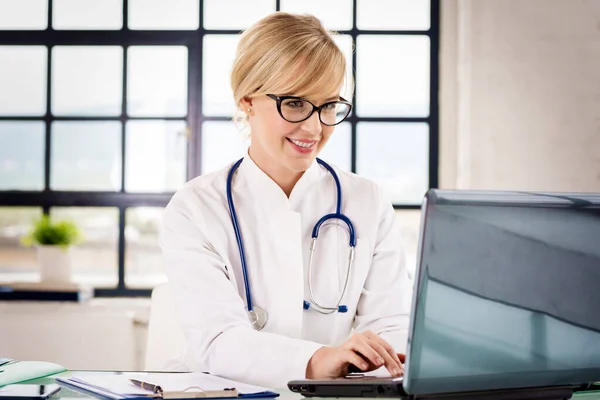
top-left (128, 379), bottom-right (239, 399)
top-left (56, 379), bottom-right (239, 400)
top-left (149, 389), bottom-right (239, 399)
top-left (55, 373), bottom-right (279, 400)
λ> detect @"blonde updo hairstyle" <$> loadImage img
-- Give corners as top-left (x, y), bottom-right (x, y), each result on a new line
top-left (231, 12), bottom-right (350, 134)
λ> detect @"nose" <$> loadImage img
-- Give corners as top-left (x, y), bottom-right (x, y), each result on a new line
top-left (300, 110), bottom-right (323, 135)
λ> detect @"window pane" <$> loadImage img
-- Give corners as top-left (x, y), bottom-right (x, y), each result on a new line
top-left (318, 121), bottom-right (351, 171)
top-left (127, 46), bottom-right (188, 117)
top-left (356, 122), bottom-right (429, 205)
top-left (128, 0), bottom-right (199, 30)
top-left (53, 0), bottom-right (123, 30)
top-left (0, 46), bottom-right (47, 116)
top-left (357, 0), bottom-right (430, 30)
top-left (0, 207), bottom-right (43, 282)
top-left (204, 0), bottom-right (274, 30)
top-left (333, 35), bottom-right (354, 100)
top-left (203, 35), bottom-right (238, 116)
top-left (51, 121), bottom-right (122, 191)
top-left (52, 46), bottom-right (123, 116)
top-left (357, 35), bottom-right (429, 117)
top-left (125, 121), bottom-right (187, 193)
top-left (0, 0), bottom-right (48, 30)
top-left (280, 0), bottom-right (352, 30)
top-left (50, 207), bottom-right (118, 287)
top-left (0, 122), bottom-right (45, 191)
top-left (125, 207), bottom-right (166, 288)
top-left (394, 210), bottom-right (422, 279)
top-left (201, 121), bottom-right (248, 174)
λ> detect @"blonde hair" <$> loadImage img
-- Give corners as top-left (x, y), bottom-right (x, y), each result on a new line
top-left (231, 12), bottom-right (350, 129)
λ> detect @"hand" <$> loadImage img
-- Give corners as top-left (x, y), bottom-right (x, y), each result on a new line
top-left (306, 331), bottom-right (404, 380)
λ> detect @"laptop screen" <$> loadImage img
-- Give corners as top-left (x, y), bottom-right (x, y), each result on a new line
top-left (404, 190), bottom-right (600, 395)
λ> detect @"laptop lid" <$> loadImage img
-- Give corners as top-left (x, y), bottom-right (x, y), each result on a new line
top-left (403, 189), bottom-right (600, 396)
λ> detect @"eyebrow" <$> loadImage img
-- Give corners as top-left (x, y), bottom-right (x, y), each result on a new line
top-left (285, 94), bottom-right (342, 103)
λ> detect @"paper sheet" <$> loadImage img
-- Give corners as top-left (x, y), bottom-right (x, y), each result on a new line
top-left (70, 372), bottom-right (272, 396)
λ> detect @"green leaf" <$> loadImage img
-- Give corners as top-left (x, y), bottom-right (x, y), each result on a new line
top-left (20, 215), bottom-right (83, 249)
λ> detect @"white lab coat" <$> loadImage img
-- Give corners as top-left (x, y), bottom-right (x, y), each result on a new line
top-left (160, 155), bottom-right (413, 388)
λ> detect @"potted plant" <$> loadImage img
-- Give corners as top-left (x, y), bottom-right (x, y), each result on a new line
top-left (21, 215), bottom-right (83, 283)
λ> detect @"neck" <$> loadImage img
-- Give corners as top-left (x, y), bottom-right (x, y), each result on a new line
top-left (248, 147), bottom-right (304, 197)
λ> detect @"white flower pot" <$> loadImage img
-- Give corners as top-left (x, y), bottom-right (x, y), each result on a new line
top-left (37, 245), bottom-right (72, 283)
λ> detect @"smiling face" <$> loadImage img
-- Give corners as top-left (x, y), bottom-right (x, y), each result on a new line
top-left (242, 92), bottom-right (341, 175)
top-left (231, 13), bottom-right (351, 191)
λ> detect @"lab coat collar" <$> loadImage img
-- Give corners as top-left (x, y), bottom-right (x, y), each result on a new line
top-left (238, 154), bottom-right (323, 210)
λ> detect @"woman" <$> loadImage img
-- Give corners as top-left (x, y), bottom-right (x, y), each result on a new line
top-left (160, 12), bottom-right (413, 388)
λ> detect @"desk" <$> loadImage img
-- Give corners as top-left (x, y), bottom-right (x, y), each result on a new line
top-left (25, 371), bottom-right (600, 400)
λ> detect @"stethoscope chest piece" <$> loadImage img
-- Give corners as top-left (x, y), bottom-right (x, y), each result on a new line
top-left (247, 305), bottom-right (268, 331)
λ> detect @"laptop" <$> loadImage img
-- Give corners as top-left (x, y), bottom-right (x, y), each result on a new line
top-left (289, 189), bottom-right (600, 398)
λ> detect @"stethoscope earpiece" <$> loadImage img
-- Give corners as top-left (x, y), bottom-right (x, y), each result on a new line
top-left (303, 300), bottom-right (348, 313)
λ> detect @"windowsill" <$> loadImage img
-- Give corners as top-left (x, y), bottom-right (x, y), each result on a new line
top-left (0, 296), bottom-right (151, 314)
top-left (0, 272), bottom-right (167, 290)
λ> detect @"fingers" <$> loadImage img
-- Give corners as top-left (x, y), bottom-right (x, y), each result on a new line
top-left (339, 331), bottom-right (405, 378)
top-left (363, 338), bottom-right (402, 377)
top-left (345, 332), bottom-right (403, 377)
top-left (364, 331), bottom-right (403, 368)
top-left (340, 349), bottom-right (370, 372)
top-left (359, 331), bottom-right (403, 376)
top-left (350, 339), bottom-right (386, 369)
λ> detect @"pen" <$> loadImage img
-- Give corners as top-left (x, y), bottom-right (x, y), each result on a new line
top-left (130, 379), bottom-right (164, 396)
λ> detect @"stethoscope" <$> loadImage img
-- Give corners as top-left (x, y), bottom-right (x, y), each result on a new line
top-left (226, 157), bottom-right (356, 331)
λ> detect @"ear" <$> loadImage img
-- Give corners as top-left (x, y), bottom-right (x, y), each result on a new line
top-left (239, 96), bottom-right (254, 115)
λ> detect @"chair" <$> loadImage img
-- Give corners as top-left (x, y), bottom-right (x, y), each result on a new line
top-left (144, 283), bottom-right (191, 371)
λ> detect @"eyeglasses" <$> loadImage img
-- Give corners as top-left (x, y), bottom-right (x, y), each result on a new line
top-left (267, 94), bottom-right (352, 126)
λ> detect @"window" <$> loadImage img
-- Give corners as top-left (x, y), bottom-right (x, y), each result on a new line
top-left (0, 0), bottom-right (439, 296)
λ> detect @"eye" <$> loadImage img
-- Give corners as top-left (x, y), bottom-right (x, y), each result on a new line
top-left (322, 103), bottom-right (336, 110)
top-left (284, 101), bottom-right (304, 108)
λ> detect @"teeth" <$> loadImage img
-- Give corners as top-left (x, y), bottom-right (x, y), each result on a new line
top-left (289, 139), bottom-right (315, 149)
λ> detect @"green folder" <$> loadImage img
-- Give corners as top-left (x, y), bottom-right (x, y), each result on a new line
top-left (0, 360), bottom-right (66, 387)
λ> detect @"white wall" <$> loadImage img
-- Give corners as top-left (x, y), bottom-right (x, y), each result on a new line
top-left (444, 0), bottom-right (600, 192)
top-left (399, 0), bottom-right (600, 275)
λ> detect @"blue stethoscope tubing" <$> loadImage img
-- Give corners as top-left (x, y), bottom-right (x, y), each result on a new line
top-left (226, 157), bottom-right (356, 331)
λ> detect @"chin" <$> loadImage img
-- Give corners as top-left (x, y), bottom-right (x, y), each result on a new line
top-left (286, 156), bottom-right (315, 173)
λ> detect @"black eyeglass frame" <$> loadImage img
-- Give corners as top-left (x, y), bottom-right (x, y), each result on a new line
top-left (266, 94), bottom-right (353, 126)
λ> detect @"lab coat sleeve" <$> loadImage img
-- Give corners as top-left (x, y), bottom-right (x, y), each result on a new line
top-left (160, 189), bottom-right (323, 388)
top-left (352, 186), bottom-right (414, 354)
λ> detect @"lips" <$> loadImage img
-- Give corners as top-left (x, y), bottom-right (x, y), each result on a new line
top-left (286, 137), bottom-right (317, 154)
top-left (287, 138), bottom-right (316, 149)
